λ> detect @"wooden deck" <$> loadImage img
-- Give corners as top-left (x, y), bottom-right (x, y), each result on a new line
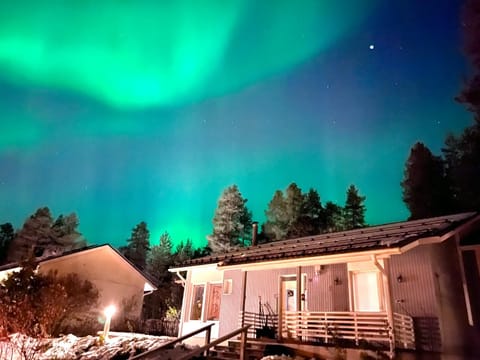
top-left (240, 310), bottom-right (415, 351)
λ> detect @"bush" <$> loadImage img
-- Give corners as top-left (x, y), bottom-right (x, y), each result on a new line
top-left (0, 259), bottom-right (99, 337)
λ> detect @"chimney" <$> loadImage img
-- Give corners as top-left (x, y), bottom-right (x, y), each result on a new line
top-left (251, 222), bottom-right (258, 246)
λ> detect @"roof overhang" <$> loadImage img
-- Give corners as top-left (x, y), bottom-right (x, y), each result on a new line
top-left (169, 263), bottom-right (218, 273)
top-left (169, 213), bottom-right (480, 274)
top-left (169, 248), bottom-right (401, 273)
top-left (218, 247), bottom-right (401, 271)
top-left (400, 214), bottom-right (480, 253)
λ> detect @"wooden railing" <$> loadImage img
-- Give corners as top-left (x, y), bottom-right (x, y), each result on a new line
top-left (130, 323), bottom-right (213, 360)
top-left (393, 312), bottom-right (415, 349)
top-left (178, 325), bottom-right (251, 360)
top-left (283, 311), bottom-right (392, 344)
top-left (239, 311), bottom-right (278, 339)
top-left (239, 310), bottom-right (415, 350)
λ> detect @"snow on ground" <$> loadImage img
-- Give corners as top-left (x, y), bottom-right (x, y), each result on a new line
top-left (1, 332), bottom-right (176, 359)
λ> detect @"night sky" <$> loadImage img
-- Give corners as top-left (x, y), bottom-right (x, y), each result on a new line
top-left (0, 0), bottom-right (473, 248)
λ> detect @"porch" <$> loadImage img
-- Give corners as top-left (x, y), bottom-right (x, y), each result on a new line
top-left (240, 310), bottom-right (415, 351)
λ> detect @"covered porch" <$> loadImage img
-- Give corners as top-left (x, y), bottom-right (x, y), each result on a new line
top-left (240, 309), bottom-right (415, 351)
top-left (229, 250), bottom-right (417, 355)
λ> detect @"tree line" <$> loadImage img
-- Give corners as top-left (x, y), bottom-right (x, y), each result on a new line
top-left (401, 0), bottom-right (480, 220)
top-left (207, 183), bottom-right (367, 253)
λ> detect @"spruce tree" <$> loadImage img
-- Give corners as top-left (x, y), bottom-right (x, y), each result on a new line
top-left (207, 185), bottom-right (252, 253)
top-left (443, 131), bottom-right (480, 211)
top-left (292, 188), bottom-right (323, 237)
top-left (147, 232), bottom-right (172, 280)
top-left (402, 142), bottom-right (452, 219)
top-left (343, 185), bottom-right (367, 230)
top-left (324, 201), bottom-right (344, 232)
top-left (174, 239), bottom-right (194, 264)
top-left (122, 221), bottom-right (150, 270)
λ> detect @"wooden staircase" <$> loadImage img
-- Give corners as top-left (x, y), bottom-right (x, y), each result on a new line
top-left (209, 340), bottom-right (266, 360)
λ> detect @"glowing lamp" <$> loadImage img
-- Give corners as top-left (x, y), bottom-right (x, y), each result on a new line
top-left (102, 305), bottom-right (116, 340)
top-left (104, 305), bottom-right (116, 318)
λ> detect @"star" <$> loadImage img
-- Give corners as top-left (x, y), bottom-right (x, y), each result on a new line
top-left (369, 44), bottom-right (375, 50)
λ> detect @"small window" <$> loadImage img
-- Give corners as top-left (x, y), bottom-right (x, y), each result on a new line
top-left (223, 279), bottom-right (233, 295)
top-left (206, 284), bottom-right (222, 321)
top-left (190, 285), bottom-right (205, 320)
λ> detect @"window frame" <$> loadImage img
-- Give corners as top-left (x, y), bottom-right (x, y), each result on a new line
top-left (189, 281), bottom-right (223, 322)
top-left (348, 261), bottom-right (385, 312)
top-left (189, 283), bottom-right (206, 321)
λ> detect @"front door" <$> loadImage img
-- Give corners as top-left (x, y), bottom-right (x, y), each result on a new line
top-left (280, 275), bottom-right (306, 338)
top-left (281, 278), bottom-right (298, 312)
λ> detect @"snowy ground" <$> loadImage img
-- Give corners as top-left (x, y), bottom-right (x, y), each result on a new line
top-left (1, 332), bottom-right (177, 360)
top-left (0, 333), bottom-right (300, 360)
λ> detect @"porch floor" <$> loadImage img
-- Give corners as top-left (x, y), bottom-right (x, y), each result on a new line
top-left (229, 339), bottom-right (468, 360)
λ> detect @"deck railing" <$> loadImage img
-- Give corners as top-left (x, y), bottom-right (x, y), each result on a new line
top-left (393, 312), bottom-right (415, 349)
top-left (240, 310), bottom-right (415, 350)
top-left (239, 311), bottom-right (278, 339)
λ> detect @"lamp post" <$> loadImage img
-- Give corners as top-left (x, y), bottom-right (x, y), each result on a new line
top-left (103, 305), bottom-right (116, 341)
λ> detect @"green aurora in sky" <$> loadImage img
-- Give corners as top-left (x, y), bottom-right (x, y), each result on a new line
top-left (0, 1), bottom-right (472, 248)
top-left (0, 0), bottom-right (375, 108)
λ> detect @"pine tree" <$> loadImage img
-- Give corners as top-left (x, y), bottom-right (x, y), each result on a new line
top-left (122, 221), bottom-right (150, 270)
top-left (51, 213), bottom-right (86, 250)
top-left (7, 207), bottom-right (54, 262)
top-left (402, 143), bottom-right (452, 219)
top-left (264, 190), bottom-right (288, 241)
top-left (6, 208), bottom-right (87, 263)
top-left (343, 185), bottom-right (367, 230)
top-left (207, 185), bottom-right (252, 253)
top-left (284, 183), bottom-right (305, 237)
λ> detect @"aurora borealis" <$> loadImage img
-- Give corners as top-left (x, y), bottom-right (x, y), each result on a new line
top-left (0, 0), bottom-right (472, 248)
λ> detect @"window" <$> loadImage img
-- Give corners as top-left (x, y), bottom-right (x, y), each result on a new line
top-left (352, 271), bottom-right (383, 312)
top-left (190, 285), bottom-right (205, 320)
top-left (206, 284), bottom-right (222, 320)
top-left (189, 283), bottom-right (223, 321)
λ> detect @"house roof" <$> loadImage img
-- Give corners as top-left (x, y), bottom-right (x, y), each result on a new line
top-left (175, 212), bottom-right (479, 269)
top-left (0, 244), bottom-right (157, 290)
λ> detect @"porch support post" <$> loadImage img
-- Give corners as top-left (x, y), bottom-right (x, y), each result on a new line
top-left (241, 271), bottom-right (248, 327)
top-left (296, 266), bottom-right (302, 340)
top-left (372, 255), bottom-right (395, 359)
top-left (278, 277), bottom-right (283, 341)
top-left (296, 266), bottom-right (302, 311)
top-left (455, 233), bottom-right (473, 325)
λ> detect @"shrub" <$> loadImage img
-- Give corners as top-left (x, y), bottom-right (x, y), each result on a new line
top-left (0, 259), bottom-right (99, 337)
